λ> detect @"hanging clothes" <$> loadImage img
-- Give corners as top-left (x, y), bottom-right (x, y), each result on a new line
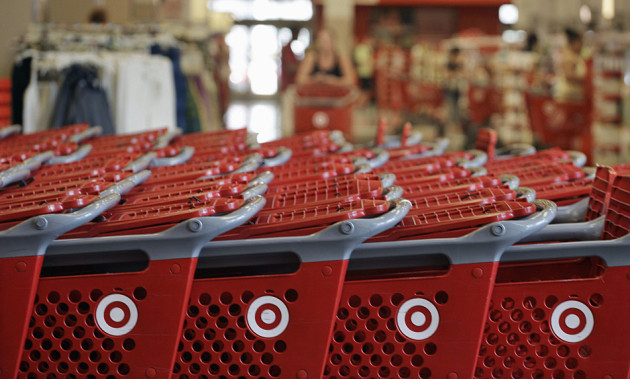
top-left (11, 56), bottom-right (32, 125)
top-left (50, 64), bottom-right (115, 134)
top-left (151, 45), bottom-right (188, 132)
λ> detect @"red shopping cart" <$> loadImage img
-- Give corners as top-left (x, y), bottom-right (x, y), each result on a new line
top-left (294, 83), bottom-right (359, 138)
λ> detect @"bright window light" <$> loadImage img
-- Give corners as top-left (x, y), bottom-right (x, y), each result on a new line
top-left (499, 4), bottom-right (519, 25)
top-left (602, 0), bottom-right (615, 20)
top-left (579, 5), bottom-right (592, 23)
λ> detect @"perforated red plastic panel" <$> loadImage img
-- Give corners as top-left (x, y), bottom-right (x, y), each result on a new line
top-left (478, 264), bottom-right (630, 377)
top-left (584, 167), bottom-right (614, 222)
top-left (19, 258), bottom-right (196, 378)
top-left (264, 181), bottom-right (384, 211)
top-left (176, 260), bottom-right (347, 379)
top-left (534, 179), bottom-right (593, 204)
top-left (402, 176), bottom-right (503, 197)
top-left (326, 261), bottom-right (498, 379)
top-left (407, 188), bottom-right (516, 212)
top-left (265, 175), bottom-right (384, 195)
top-left (602, 175), bottom-right (630, 240)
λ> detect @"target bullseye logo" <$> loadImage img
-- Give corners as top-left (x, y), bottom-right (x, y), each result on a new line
top-left (95, 294), bottom-right (138, 336)
top-left (396, 298), bottom-right (439, 341)
top-left (312, 112), bottom-right (330, 129)
top-left (247, 296), bottom-right (289, 338)
top-left (551, 300), bottom-right (594, 343)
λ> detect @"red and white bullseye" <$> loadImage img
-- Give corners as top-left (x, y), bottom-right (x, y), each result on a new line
top-left (247, 296), bottom-right (289, 338)
top-left (95, 294), bottom-right (138, 336)
top-left (396, 298), bottom-right (440, 341)
top-left (551, 300), bottom-right (594, 343)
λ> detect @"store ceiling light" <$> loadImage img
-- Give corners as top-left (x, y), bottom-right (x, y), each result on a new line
top-left (579, 5), bottom-right (592, 23)
top-left (602, 0), bottom-right (615, 20)
top-left (499, 4), bottom-right (519, 25)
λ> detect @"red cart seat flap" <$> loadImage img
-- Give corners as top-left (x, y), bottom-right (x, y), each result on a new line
top-left (534, 178), bottom-right (593, 202)
top-left (385, 144), bottom-right (432, 160)
top-left (63, 197), bottom-right (244, 238)
top-left (125, 183), bottom-right (247, 202)
top-left (117, 189), bottom-right (234, 210)
top-left (378, 156), bottom-right (455, 172)
top-left (369, 201), bottom-right (536, 242)
top-left (392, 170), bottom-right (463, 186)
top-left (217, 199), bottom-right (390, 240)
top-left (265, 175), bottom-right (383, 195)
top-left (406, 187), bottom-right (517, 210)
top-left (0, 202), bottom-right (65, 224)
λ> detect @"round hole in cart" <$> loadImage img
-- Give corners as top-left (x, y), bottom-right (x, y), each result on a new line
top-left (237, 316), bottom-right (247, 328)
top-left (378, 366), bottom-right (390, 378)
top-left (133, 287), bottom-right (147, 301)
top-left (216, 316), bottom-right (229, 329)
top-left (369, 295), bottom-right (383, 307)
top-left (483, 356), bottom-right (495, 368)
top-left (523, 297), bottom-right (536, 310)
top-left (419, 367), bottom-right (432, 378)
top-left (378, 306), bottom-right (391, 319)
top-left (208, 305), bottom-right (220, 316)
top-left (511, 368), bottom-right (523, 379)
top-left (188, 306), bottom-right (200, 317)
top-left (89, 350), bottom-right (101, 362)
top-left (435, 291), bottom-right (448, 305)
top-left (284, 289), bottom-right (298, 303)
top-left (523, 356), bottom-right (536, 368)
top-left (578, 345), bottom-right (591, 358)
top-left (19, 361), bottom-right (29, 373)
top-left (507, 333), bottom-right (519, 345)
top-left (200, 352), bottom-right (211, 363)
top-left (245, 330), bottom-right (256, 340)
top-left (565, 357), bottom-right (578, 369)
top-left (573, 370), bottom-right (586, 379)
top-left (399, 366), bottom-right (411, 378)
top-left (515, 345), bottom-right (528, 357)
top-left (81, 338), bottom-right (94, 350)
top-left (361, 343), bottom-right (374, 355)
top-left (337, 307), bottom-right (349, 320)
top-left (545, 296), bottom-right (558, 309)
top-left (198, 293), bottom-right (212, 306)
top-left (358, 366), bottom-right (370, 377)
top-left (181, 352), bottom-right (192, 363)
top-left (338, 365), bottom-right (350, 376)
top-left (549, 335), bottom-right (561, 346)
top-left (492, 368), bottom-right (503, 378)
top-left (240, 352), bottom-right (253, 364)
top-left (52, 327), bottom-right (64, 339)
top-left (29, 350), bottom-right (41, 361)
top-left (348, 295), bottom-right (361, 308)
top-left (77, 302), bottom-right (90, 314)
top-left (49, 350), bottom-right (61, 361)
top-left (373, 330), bottom-right (386, 343)
top-left (358, 307), bottom-right (370, 319)
top-left (102, 338), bottom-right (114, 351)
top-left (68, 350), bottom-right (80, 362)
top-left (334, 331), bottom-right (345, 343)
top-left (233, 339), bottom-right (245, 352)
top-left (35, 304), bottom-right (48, 316)
top-left (122, 338), bottom-right (135, 351)
top-left (220, 292), bottom-right (233, 305)
top-left (510, 309), bottom-right (523, 322)
top-left (532, 369), bottom-right (544, 379)
top-left (539, 320), bottom-right (550, 333)
top-left (90, 289), bottom-right (103, 302)
top-left (382, 342), bottom-right (394, 355)
top-left (209, 363), bottom-right (219, 374)
top-left (97, 363), bottom-right (109, 374)
top-left (253, 340), bottom-right (266, 352)
top-left (224, 328), bottom-right (237, 340)
top-left (241, 291), bottom-right (254, 304)
top-left (354, 331), bottom-right (366, 344)
top-left (535, 345), bottom-right (549, 357)
top-left (273, 340), bottom-right (286, 353)
top-left (390, 354), bottom-right (402, 366)
top-left (487, 333), bottom-right (499, 345)
top-left (69, 290), bottom-right (82, 303)
top-left (228, 304), bottom-right (241, 316)
top-left (60, 339), bottom-right (73, 351)
top-left (557, 345), bottom-right (569, 357)
top-left (528, 333), bottom-right (540, 344)
top-left (203, 329), bottom-right (216, 340)
top-left (195, 317), bottom-right (208, 329)
top-left (212, 341), bottom-right (224, 352)
top-left (192, 340), bottom-right (204, 352)
top-left (544, 357), bottom-right (557, 369)
top-left (519, 321), bottom-right (532, 333)
top-left (220, 352), bottom-right (232, 363)
top-left (77, 362), bottom-right (89, 374)
top-left (498, 322), bottom-right (511, 334)
top-left (342, 343), bottom-right (354, 354)
top-left (411, 354), bottom-right (423, 367)
top-left (391, 293), bottom-right (404, 306)
top-left (501, 298), bottom-right (515, 310)
top-left (386, 318), bottom-right (397, 331)
top-left (330, 353), bottom-right (342, 365)
top-left (479, 345), bottom-right (487, 356)
top-left (350, 353), bottom-right (362, 365)
top-left (589, 293), bottom-right (603, 307)
top-left (395, 333), bottom-right (406, 343)
top-left (40, 338), bottom-right (52, 351)
top-left (85, 314), bottom-right (95, 327)
top-left (57, 361), bottom-right (69, 373)
top-left (474, 367), bottom-right (484, 378)
top-left (268, 365), bottom-right (281, 377)
top-left (551, 370), bottom-right (565, 379)
top-left (184, 329), bottom-right (196, 341)
top-left (345, 319), bottom-right (358, 332)
top-left (190, 363), bottom-right (201, 374)
top-left (47, 291), bottom-right (61, 304)
top-left (249, 365), bottom-right (261, 376)
top-left (532, 308), bottom-right (546, 321)
top-left (495, 344), bottom-right (507, 357)
top-left (370, 354), bottom-right (383, 366)
top-left (56, 302), bottom-right (69, 315)
top-left (366, 318), bottom-right (379, 332)
top-left (64, 315), bottom-right (77, 327)
top-left (262, 352), bottom-right (274, 365)
top-left (32, 327), bottom-right (44, 339)
top-left (490, 310), bottom-right (502, 322)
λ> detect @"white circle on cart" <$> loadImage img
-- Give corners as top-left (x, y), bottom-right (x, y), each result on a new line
top-left (312, 112), bottom-right (330, 129)
top-left (110, 307), bottom-right (125, 323)
top-left (397, 298), bottom-right (439, 341)
top-left (261, 309), bottom-right (276, 325)
top-left (411, 312), bottom-right (426, 327)
top-left (96, 294), bottom-right (138, 336)
top-left (247, 296), bottom-right (289, 338)
top-left (551, 300), bottom-right (594, 343)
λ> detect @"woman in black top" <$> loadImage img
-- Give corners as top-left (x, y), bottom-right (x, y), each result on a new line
top-left (296, 29), bottom-right (356, 86)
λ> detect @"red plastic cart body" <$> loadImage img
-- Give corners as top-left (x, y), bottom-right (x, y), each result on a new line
top-left (294, 84), bottom-right (357, 137)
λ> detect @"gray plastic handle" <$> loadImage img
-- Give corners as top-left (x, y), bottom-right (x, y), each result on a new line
top-left (19, 151), bottom-right (55, 171)
top-left (262, 147), bottom-right (292, 167)
top-left (337, 142), bottom-right (355, 153)
top-left (515, 187), bottom-right (536, 202)
top-left (240, 182), bottom-right (268, 199)
top-left (233, 153), bottom-right (263, 174)
top-left (153, 128), bottom-right (183, 149)
top-left (351, 199), bottom-right (557, 265)
top-left (249, 171), bottom-right (274, 186)
top-left (198, 198), bottom-right (412, 263)
top-left (150, 146), bottom-right (195, 167)
top-left (0, 194), bottom-right (121, 258)
top-left (582, 166), bottom-right (596, 180)
top-left (553, 197), bottom-right (588, 223)
top-left (47, 144), bottom-right (93, 164)
top-left (470, 167), bottom-right (488, 177)
top-left (46, 196), bottom-right (267, 262)
top-left (329, 130), bottom-right (346, 145)
top-left (568, 150), bottom-right (587, 167)
top-left (0, 167), bottom-right (30, 188)
top-left (99, 170), bottom-right (151, 197)
top-left (456, 149), bottom-right (488, 168)
top-left (495, 143), bottom-right (536, 158)
top-left (0, 124), bottom-right (21, 140)
top-left (379, 173), bottom-right (396, 188)
top-left (518, 215), bottom-right (604, 244)
top-left (499, 174), bottom-right (520, 190)
top-left (354, 163), bottom-right (372, 174)
top-left (124, 152), bottom-right (157, 173)
top-left (383, 185), bottom-right (403, 201)
top-left (246, 132), bottom-right (259, 147)
top-left (366, 149), bottom-right (390, 168)
top-left (382, 132), bottom-right (423, 148)
top-left (68, 126), bottom-right (102, 143)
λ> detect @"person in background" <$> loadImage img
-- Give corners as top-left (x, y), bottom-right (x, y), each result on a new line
top-left (295, 29), bottom-right (356, 87)
top-left (443, 46), bottom-right (463, 137)
top-left (555, 28), bottom-right (586, 101)
top-left (280, 28), bottom-right (300, 91)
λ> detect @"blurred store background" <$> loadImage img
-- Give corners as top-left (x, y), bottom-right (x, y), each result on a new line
top-left (2, 0), bottom-right (630, 163)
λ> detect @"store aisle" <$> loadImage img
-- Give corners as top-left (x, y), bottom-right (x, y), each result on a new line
top-left (225, 99), bottom-right (282, 143)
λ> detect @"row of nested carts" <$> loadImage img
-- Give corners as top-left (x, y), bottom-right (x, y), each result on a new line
top-left (0, 123), bottom-right (629, 379)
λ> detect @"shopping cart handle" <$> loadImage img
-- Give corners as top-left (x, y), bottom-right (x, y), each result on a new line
top-left (379, 173), bottom-right (396, 188)
top-left (153, 127), bottom-right (183, 149)
top-left (329, 130), bottom-right (347, 145)
top-left (68, 126), bottom-right (102, 143)
top-left (262, 147), bottom-right (292, 167)
top-left (518, 215), bottom-right (604, 244)
top-left (99, 170), bottom-right (151, 197)
top-left (124, 151), bottom-right (157, 173)
top-left (233, 153), bottom-right (263, 174)
top-left (582, 166), bottom-right (596, 180)
top-left (354, 163), bottom-right (372, 174)
top-left (0, 194), bottom-right (120, 258)
top-left (150, 146), bottom-right (195, 167)
top-left (568, 150), bottom-right (587, 167)
top-left (0, 124), bottom-right (22, 140)
top-left (47, 144), bottom-right (93, 164)
top-left (383, 185), bottom-right (403, 201)
top-left (366, 149), bottom-right (389, 168)
top-left (499, 174), bottom-right (520, 190)
top-left (470, 167), bottom-right (488, 177)
top-left (515, 187), bottom-right (536, 202)
top-left (250, 171), bottom-right (274, 186)
top-left (20, 151), bottom-right (55, 171)
top-left (246, 132), bottom-right (259, 147)
top-left (0, 167), bottom-right (30, 188)
top-left (456, 149), bottom-right (488, 168)
top-left (352, 199), bottom-right (557, 265)
top-left (495, 143), bottom-right (536, 158)
top-left (553, 197), bottom-right (588, 223)
top-left (382, 132), bottom-right (423, 148)
top-left (240, 182), bottom-right (268, 199)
